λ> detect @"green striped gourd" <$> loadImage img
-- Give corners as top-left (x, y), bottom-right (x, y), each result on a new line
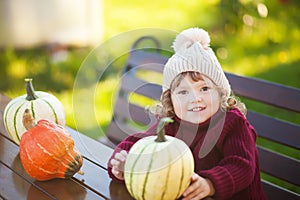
top-left (3, 78), bottom-right (65, 144)
top-left (124, 118), bottom-right (194, 200)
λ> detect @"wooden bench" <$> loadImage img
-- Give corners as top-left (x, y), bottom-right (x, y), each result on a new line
top-left (102, 36), bottom-right (300, 199)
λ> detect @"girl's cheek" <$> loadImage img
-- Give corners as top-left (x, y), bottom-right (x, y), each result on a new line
top-left (172, 95), bottom-right (182, 103)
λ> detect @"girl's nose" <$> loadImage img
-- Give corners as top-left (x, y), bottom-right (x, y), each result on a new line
top-left (189, 90), bottom-right (203, 103)
top-left (191, 96), bottom-right (202, 103)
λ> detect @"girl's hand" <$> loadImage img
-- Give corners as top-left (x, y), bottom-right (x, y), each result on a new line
top-left (182, 173), bottom-right (215, 200)
top-left (110, 150), bottom-right (128, 180)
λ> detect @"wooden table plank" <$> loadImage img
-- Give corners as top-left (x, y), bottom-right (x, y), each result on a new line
top-left (69, 129), bottom-right (134, 199)
top-left (28, 178), bottom-right (103, 200)
top-left (73, 156), bottom-right (112, 199)
top-left (67, 127), bottom-right (113, 168)
top-left (0, 163), bottom-right (53, 200)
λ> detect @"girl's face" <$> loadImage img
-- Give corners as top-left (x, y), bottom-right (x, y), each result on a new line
top-left (171, 74), bottom-right (221, 124)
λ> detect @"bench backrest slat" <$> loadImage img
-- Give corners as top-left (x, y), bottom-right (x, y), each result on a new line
top-left (126, 50), bottom-right (167, 73)
top-left (226, 73), bottom-right (300, 112)
top-left (106, 119), bottom-right (140, 145)
top-left (258, 146), bottom-right (300, 186)
top-left (247, 111), bottom-right (300, 149)
top-left (121, 74), bottom-right (162, 100)
top-left (114, 99), bottom-right (155, 126)
top-left (262, 181), bottom-right (299, 200)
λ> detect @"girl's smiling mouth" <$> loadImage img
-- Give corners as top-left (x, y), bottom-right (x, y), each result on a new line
top-left (188, 106), bottom-right (206, 112)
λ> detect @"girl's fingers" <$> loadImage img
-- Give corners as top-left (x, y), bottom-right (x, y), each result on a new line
top-left (115, 152), bottom-right (126, 162)
top-left (110, 158), bottom-right (120, 167)
top-left (112, 167), bottom-right (124, 180)
top-left (110, 150), bottom-right (128, 180)
top-left (112, 167), bottom-right (119, 175)
top-left (120, 150), bottom-right (128, 156)
top-left (183, 174), bottom-right (199, 196)
top-left (192, 173), bottom-right (198, 180)
top-left (111, 159), bottom-right (124, 172)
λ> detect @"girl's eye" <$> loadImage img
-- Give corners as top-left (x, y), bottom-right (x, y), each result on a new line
top-left (177, 90), bottom-right (188, 95)
top-left (200, 86), bottom-right (210, 92)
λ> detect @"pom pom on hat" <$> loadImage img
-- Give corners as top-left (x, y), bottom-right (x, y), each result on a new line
top-left (162, 27), bottom-right (231, 96)
top-left (172, 28), bottom-right (210, 52)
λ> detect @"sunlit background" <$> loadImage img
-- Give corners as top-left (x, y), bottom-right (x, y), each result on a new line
top-left (1, 0), bottom-right (299, 138)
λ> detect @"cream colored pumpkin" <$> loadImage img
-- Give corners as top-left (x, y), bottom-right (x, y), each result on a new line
top-left (3, 78), bottom-right (65, 144)
top-left (124, 118), bottom-right (194, 200)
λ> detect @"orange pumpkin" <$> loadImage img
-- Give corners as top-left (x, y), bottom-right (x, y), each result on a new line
top-left (19, 109), bottom-right (83, 181)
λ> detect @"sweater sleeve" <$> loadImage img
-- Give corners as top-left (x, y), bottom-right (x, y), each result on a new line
top-left (107, 121), bottom-right (159, 182)
top-left (198, 113), bottom-right (258, 199)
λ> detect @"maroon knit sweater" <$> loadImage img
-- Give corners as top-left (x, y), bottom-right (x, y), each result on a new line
top-left (107, 108), bottom-right (267, 200)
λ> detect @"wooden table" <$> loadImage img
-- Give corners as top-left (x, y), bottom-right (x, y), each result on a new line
top-left (0, 94), bottom-right (134, 200)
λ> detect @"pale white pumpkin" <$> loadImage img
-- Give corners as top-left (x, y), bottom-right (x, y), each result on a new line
top-left (3, 78), bottom-right (66, 144)
top-left (124, 118), bottom-right (194, 200)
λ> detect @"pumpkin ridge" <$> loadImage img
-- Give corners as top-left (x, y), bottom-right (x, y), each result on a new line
top-left (41, 99), bottom-right (59, 124)
top-left (161, 147), bottom-right (172, 200)
top-left (51, 131), bottom-right (81, 167)
top-left (64, 154), bottom-right (83, 178)
top-left (35, 142), bottom-right (68, 166)
top-left (64, 153), bottom-right (77, 167)
top-left (30, 131), bottom-right (70, 168)
top-left (175, 145), bottom-right (186, 198)
top-left (30, 101), bottom-right (35, 118)
top-left (129, 141), bottom-right (153, 199)
top-left (4, 100), bottom-right (19, 140)
top-left (23, 144), bottom-right (59, 176)
top-left (142, 143), bottom-right (158, 200)
top-left (13, 102), bottom-right (26, 142)
top-left (52, 130), bottom-right (69, 152)
top-left (67, 149), bottom-right (82, 167)
top-left (54, 129), bottom-right (73, 149)
top-left (24, 142), bottom-right (70, 178)
top-left (43, 128), bottom-right (71, 152)
top-left (31, 131), bottom-right (61, 156)
top-left (61, 149), bottom-right (82, 173)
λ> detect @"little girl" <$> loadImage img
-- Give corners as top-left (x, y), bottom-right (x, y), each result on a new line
top-left (108, 28), bottom-right (267, 200)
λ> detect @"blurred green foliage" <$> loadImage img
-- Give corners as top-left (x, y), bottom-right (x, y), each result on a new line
top-left (1, 0), bottom-right (299, 132)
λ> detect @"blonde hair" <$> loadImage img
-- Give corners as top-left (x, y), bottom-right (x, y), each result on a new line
top-left (153, 72), bottom-right (246, 118)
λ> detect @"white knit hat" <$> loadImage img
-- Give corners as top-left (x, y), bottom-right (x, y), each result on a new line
top-left (162, 28), bottom-right (231, 97)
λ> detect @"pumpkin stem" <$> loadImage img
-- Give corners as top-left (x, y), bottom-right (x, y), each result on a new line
top-left (155, 117), bottom-right (174, 142)
top-left (23, 109), bottom-right (36, 130)
top-left (25, 78), bottom-right (38, 101)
